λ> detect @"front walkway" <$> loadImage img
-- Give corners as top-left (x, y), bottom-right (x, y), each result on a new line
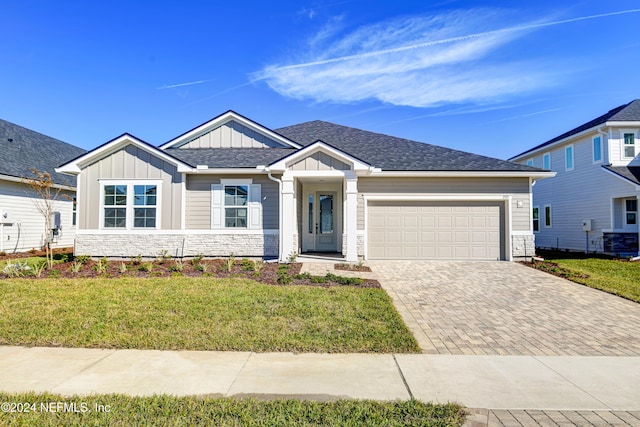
top-left (369, 261), bottom-right (640, 356)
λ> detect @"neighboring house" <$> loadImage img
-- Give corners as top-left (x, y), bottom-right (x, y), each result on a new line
top-left (510, 99), bottom-right (640, 256)
top-left (57, 111), bottom-right (552, 262)
top-left (0, 119), bottom-right (86, 253)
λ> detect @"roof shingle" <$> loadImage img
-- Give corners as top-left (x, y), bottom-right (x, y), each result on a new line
top-left (0, 119), bottom-right (86, 186)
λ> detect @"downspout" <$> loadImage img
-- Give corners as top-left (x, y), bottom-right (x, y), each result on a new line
top-left (262, 166), bottom-right (283, 261)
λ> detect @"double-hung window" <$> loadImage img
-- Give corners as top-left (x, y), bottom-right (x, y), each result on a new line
top-left (101, 181), bottom-right (160, 229)
top-left (626, 199), bottom-right (638, 226)
top-left (72, 196), bottom-right (77, 226)
top-left (224, 185), bottom-right (248, 228)
top-left (623, 133), bottom-right (636, 158)
top-left (134, 185), bottom-right (157, 228)
top-left (211, 180), bottom-right (262, 230)
top-left (532, 206), bottom-right (539, 232)
top-left (103, 185), bottom-right (127, 228)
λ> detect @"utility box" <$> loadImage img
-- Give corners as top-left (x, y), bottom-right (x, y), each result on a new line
top-left (50, 211), bottom-right (62, 229)
top-left (582, 219), bottom-right (592, 232)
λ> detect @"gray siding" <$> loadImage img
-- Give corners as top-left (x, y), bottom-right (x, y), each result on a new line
top-left (530, 133), bottom-right (637, 252)
top-left (357, 177), bottom-right (530, 231)
top-left (180, 121), bottom-right (286, 149)
top-left (185, 174), bottom-right (279, 229)
top-left (290, 152), bottom-right (350, 171)
top-left (79, 145), bottom-right (183, 230)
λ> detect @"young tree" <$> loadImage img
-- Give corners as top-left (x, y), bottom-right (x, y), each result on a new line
top-left (22, 168), bottom-right (68, 268)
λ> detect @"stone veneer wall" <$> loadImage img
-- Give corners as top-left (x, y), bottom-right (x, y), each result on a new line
top-left (75, 233), bottom-right (279, 258)
top-left (512, 234), bottom-right (535, 259)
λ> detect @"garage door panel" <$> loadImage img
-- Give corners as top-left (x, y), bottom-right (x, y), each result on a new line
top-left (368, 201), bottom-right (503, 260)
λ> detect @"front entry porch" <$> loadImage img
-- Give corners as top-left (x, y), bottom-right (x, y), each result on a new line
top-left (300, 182), bottom-right (342, 254)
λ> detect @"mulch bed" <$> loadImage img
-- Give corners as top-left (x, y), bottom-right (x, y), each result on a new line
top-left (334, 263), bottom-right (372, 272)
top-left (0, 249), bottom-right (380, 288)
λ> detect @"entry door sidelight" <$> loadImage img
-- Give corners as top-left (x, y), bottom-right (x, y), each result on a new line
top-left (315, 192), bottom-right (336, 251)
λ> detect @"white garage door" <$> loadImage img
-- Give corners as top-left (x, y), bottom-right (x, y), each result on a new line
top-left (367, 201), bottom-right (503, 260)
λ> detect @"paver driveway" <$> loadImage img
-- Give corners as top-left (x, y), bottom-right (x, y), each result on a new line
top-left (369, 261), bottom-right (640, 356)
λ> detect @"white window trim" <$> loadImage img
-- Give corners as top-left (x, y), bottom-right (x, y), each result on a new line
top-left (565, 144), bottom-right (574, 171)
top-left (99, 179), bottom-right (162, 230)
top-left (532, 205), bottom-right (540, 233)
top-left (543, 152), bottom-right (551, 170)
top-left (622, 130), bottom-right (637, 159)
top-left (544, 204), bottom-right (552, 228)
top-left (624, 198), bottom-right (638, 229)
top-left (592, 136), bottom-right (603, 164)
top-left (211, 180), bottom-right (263, 230)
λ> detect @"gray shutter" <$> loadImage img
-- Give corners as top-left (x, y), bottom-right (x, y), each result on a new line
top-left (249, 184), bottom-right (262, 229)
top-left (211, 184), bottom-right (223, 229)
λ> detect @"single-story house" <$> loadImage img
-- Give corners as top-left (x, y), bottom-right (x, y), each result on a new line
top-left (510, 99), bottom-right (640, 256)
top-left (57, 111), bottom-right (553, 261)
top-left (0, 119), bottom-right (85, 253)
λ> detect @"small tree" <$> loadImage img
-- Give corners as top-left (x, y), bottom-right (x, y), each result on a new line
top-left (22, 168), bottom-right (69, 268)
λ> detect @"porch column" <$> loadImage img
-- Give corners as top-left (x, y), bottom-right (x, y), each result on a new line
top-left (345, 174), bottom-right (358, 262)
top-left (280, 174), bottom-right (296, 262)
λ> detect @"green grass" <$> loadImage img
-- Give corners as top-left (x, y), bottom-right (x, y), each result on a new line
top-left (536, 251), bottom-right (640, 303)
top-left (0, 393), bottom-right (465, 426)
top-left (0, 277), bottom-right (419, 353)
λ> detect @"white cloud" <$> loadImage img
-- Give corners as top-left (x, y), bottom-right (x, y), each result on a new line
top-left (254, 8), bottom-right (640, 108)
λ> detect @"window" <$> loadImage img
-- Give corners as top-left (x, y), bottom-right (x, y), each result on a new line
top-left (592, 136), bottom-right (602, 163)
top-left (624, 133), bottom-right (636, 158)
top-left (211, 181), bottom-right (261, 230)
top-left (224, 185), bottom-right (248, 228)
top-left (133, 185), bottom-right (157, 228)
top-left (308, 194), bottom-right (313, 233)
top-left (532, 206), bottom-right (539, 232)
top-left (543, 152), bottom-right (551, 170)
top-left (101, 182), bottom-right (160, 229)
top-left (103, 184), bottom-right (127, 228)
top-left (526, 159), bottom-right (534, 167)
top-left (544, 205), bottom-right (552, 228)
top-left (565, 144), bottom-right (574, 171)
top-left (626, 199), bottom-right (638, 226)
top-left (72, 197), bottom-right (77, 226)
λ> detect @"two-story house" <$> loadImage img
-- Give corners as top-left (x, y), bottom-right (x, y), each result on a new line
top-left (510, 99), bottom-right (640, 256)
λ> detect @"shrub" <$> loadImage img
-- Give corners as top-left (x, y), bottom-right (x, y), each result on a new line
top-left (3, 261), bottom-right (31, 278)
top-left (94, 258), bottom-right (109, 274)
top-left (119, 262), bottom-right (128, 274)
top-left (32, 261), bottom-right (47, 278)
top-left (241, 258), bottom-right (254, 271)
top-left (75, 255), bottom-right (91, 264)
top-left (190, 254), bottom-right (204, 266)
top-left (253, 260), bottom-right (264, 274)
top-left (223, 254), bottom-right (235, 272)
top-left (139, 262), bottom-right (153, 273)
top-left (69, 261), bottom-right (83, 274)
top-left (169, 260), bottom-right (184, 272)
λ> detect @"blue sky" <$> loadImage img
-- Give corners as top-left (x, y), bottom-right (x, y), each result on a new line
top-left (1, 0), bottom-right (639, 160)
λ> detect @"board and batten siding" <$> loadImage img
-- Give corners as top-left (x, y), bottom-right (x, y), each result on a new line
top-left (180, 121), bottom-right (285, 149)
top-left (185, 174), bottom-right (279, 229)
top-left (79, 145), bottom-right (183, 230)
top-left (356, 177), bottom-right (531, 232)
top-left (290, 152), bottom-right (350, 171)
top-left (528, 133), bottom-right (638, 252)
top-left (0, 180), bottom-right (76, 252)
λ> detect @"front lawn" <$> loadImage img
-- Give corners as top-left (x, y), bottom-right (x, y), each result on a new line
top-left (0, 277), bottom-right (419, 353)
top-left (0, 393), bottom-right (465, 426)
top-left (530, 251), bottom-right (640, 303)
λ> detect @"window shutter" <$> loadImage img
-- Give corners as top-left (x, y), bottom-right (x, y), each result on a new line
top-left (211, 184), bottom-right (223, 229)
top-left (249, 184), bottom-right (262, 229)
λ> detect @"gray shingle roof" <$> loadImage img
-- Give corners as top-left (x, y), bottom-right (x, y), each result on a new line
top-left (512, 99), bottom-right (640, 159)
top-left (275, 120), bottom-right (538, 172)
top-left (603, 165), bottom-right (640, 186)
top-left (0, 119), bottom-right (86, 186)
top-left (166, 148), bottom-right (297, 168)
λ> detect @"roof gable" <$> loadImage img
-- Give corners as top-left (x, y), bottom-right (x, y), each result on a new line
top-left (160, 110), bottom-right (301, 150)
top-left (56, 134), bottom-right (193, 174)
top-left (268, 140), bottom-right (372, 172)
top-left (0, 118), bottom-right (86, 186)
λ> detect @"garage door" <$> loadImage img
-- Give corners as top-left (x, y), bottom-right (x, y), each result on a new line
top-left (367, 201), bottom-right (503, 260)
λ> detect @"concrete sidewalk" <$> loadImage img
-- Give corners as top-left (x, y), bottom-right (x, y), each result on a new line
top-left (1, 346), bottom-right (638, 412)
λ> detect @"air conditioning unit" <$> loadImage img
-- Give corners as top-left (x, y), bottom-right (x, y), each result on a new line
top-left (50, 211), bottom-right (62, 229)
top-left (581, 219), bottom-right (592, 232)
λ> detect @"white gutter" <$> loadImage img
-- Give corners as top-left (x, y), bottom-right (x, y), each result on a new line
top-left (0, 173), bottom-right (76, 191)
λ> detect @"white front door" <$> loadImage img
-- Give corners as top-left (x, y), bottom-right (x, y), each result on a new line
top-left (302, 187), bottom-right (340, 253)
